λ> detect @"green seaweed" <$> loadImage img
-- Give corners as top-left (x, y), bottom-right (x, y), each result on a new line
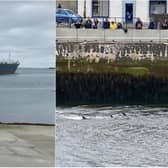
top-left (56, 57), bottom-right (168, 77)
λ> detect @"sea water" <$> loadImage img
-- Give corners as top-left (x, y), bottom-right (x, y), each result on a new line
top-left (0, 68), bottom-right (55, 124)
top-left (56, 105), bottom-right (168, 166)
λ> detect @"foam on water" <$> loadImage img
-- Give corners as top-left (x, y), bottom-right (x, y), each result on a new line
top-left (59, 114), bottom-right (84, 120)
top-left (56, 106), bottom-right (168, 120)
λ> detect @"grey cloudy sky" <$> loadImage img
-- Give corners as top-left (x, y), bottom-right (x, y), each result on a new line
top-left (0, 0), bottom-right (55, 68)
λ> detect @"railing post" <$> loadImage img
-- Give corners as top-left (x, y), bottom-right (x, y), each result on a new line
top-left (104, 28), bottom-right (105, 42)
top-left (132, 27), bottom-right (133, 43)
top-left (159, 28), bottom-right (161, 43)
top-left (76, 28), bottom-right (78, 42)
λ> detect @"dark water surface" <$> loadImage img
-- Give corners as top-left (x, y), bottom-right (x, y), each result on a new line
top-left (56, 105), bottom-right (168, 166)
top-left (0, 68), bottom-right (55, 124)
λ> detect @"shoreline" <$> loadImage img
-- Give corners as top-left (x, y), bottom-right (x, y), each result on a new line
top-left (0, 124), bottom-right (55, 167)
top-left (0, 122), bottom-right (55, 126)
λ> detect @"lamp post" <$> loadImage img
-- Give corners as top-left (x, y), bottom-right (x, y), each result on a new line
top-left (76, 0), bottom-right (78, 13)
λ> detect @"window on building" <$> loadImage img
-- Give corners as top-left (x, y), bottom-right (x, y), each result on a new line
top-left (92, 0), bottom-right (109, 17)
top-left (149, 0), bottom-right (167, 16)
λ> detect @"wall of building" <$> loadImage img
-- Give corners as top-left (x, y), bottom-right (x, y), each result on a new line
top-left (110, 0), bottom-right (122, 20)
top-left (78, 0), bottom-right (84, 17)
top-left (86, 0), bottom-right (92, 17)
top-left (77, 0), bottom-right (168, 23)
top-left (56, 0), bottom-right (78, 12)
top-left (136, 0), bottom-right (149, 22)
top-left (78, 0), bottom-right (92, 17)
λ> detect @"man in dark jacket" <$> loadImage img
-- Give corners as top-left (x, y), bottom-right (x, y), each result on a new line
top-left (148, 20), bottom-right (155, 29)
top-left (57, 3), bottom-right (62, 8)
top-left (103, 18), bottom-right (110, 29)
top-left (84, 17), bottom-right (92, 29)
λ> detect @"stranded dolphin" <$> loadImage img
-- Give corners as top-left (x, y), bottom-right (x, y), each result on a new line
top-left (82, 115), bottom-right (87, 120)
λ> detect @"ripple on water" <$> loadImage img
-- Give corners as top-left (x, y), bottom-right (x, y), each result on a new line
top-left (56, 105), bottom-right (168, 166)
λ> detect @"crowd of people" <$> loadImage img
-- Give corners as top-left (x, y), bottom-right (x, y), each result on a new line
top-left (74, 17), bottom-right (128, 33)
top-left (159, 19), bottom-right (168, 29)
top-left (73, 17), bottom-right (168, 30)
top-left (74, 17), bottom-right (144, 31)
top-left (148, 19), bottom-right (168, 29)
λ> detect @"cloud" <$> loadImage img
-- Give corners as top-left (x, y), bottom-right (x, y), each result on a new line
top-left (0, 0), bottom-right (55, 67)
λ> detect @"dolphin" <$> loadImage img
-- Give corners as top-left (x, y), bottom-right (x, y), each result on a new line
top-left (82, 115), bottom-right (87, 120)
top-left (121, 112), bottom-right (126, 116)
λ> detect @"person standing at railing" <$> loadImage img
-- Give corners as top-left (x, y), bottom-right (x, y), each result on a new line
top-left (84, 17), bottom-right (92, 29)
top-left (165, 19), bottom-right (168, 29)
top-left (161, 19), bottom-right (168, 29)
top-left (116, 22), bottom-right (127, 33)
top-left (148, 19), bottom-right (155, 29)
top-left (117, 22), bottom-right (123, 29)
top-left (103, 18), bottom-right (110, 29)
top-left (93, 18), bottom-right (99, 29)
top-left (110, 21), bottom-right (117, 30)
top-left (97, 19), bottom-right (103, 29)
top-left (74, 19), bottom-right (82, 29)
top-left (135, 18), bottom-right (143, 29)
top-left (57, 3), bottom-right (62, 8)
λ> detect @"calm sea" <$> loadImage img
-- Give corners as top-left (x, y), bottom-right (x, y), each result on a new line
top-left (56, 105), bottom-right (168, 167)
top-left (0, 68), bottom-right (55, 124)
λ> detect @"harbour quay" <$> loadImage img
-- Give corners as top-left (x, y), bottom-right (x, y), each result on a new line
top-left (56, 28), bottom-right (168, 106)
top-left (56, 29), bottom-right (168, 62)
top-left (56, 28), bottom-right (168, 43)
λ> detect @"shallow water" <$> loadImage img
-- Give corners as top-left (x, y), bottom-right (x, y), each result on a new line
top-left (56, 105), bottom-right (168, 166)
top-left (0, 68), bottom-right (55, 124)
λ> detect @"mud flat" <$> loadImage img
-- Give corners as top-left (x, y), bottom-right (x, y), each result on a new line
top-left (0, 124), bottom-right (55, 167)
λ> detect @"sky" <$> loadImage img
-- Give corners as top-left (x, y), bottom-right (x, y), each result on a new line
top-left (0, 0), bottom-right (55, 68)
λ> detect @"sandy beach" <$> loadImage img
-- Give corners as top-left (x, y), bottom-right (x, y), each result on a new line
top-left (0, 124), bottom-right (55, 167)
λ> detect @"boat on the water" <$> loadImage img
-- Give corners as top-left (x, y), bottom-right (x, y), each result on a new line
top-left (48, 67), bottom-right (55, 69)
top-left (0, 61), bottom-right (19, 74)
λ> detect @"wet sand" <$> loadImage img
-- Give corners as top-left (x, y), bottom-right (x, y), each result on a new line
top-left (0, 124), bottom-right (55, 167)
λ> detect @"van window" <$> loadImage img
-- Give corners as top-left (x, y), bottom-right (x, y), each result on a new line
top-left (56, 9), bottom-right (66, 15)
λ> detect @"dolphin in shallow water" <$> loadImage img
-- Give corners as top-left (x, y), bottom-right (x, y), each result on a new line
top-left (82, 115), bottom-right (87, 120)
top-left (121, 112), bottom-right (126, 116)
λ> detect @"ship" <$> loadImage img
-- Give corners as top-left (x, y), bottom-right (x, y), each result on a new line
top-left (0, 61), bottom-right (19, 74)
top-left (0, 52), bottom-right (20, 74)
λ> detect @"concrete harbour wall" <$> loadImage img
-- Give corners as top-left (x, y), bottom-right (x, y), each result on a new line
top-left (56, 29), bottom-right (168, 106)
top-left (56, 28), bottom-right (168, 42)
top-left (57, 72), bottom-right (168, 106)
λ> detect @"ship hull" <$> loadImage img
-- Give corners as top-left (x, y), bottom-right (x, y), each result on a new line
top-left (0, 63), bottom-right (19, 74)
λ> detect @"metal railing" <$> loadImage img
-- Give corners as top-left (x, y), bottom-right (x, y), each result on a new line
top-left (56, 16), bottom-right (151, 29)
